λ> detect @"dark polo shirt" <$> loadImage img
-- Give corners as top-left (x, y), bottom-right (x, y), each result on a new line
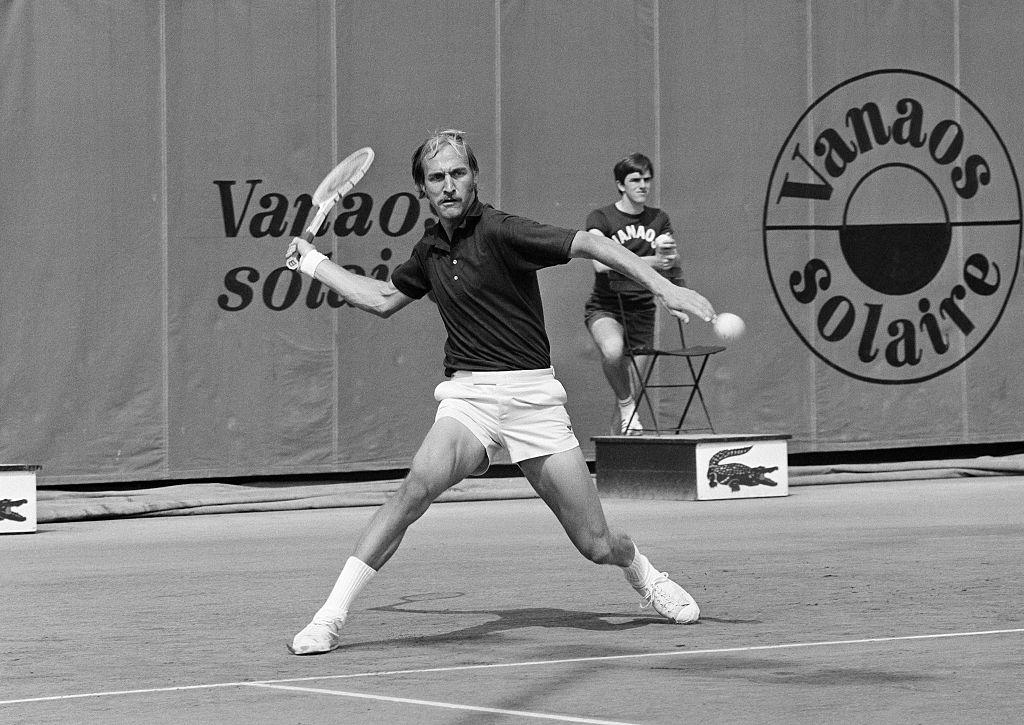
top-left (391, 199), bottom-right (577, 376)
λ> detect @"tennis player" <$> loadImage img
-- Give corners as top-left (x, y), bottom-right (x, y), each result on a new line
top-left (584, 153), bottom-right (680, 435)
top-left (286, 130), bottom-right (715, 655)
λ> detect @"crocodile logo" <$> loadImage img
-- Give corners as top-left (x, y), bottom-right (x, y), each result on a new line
top-left (0, 498), bottom-right (28, 522)
top-left (707, 447), bottom-right (779, 492)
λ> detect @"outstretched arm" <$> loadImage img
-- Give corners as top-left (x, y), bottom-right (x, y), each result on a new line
top-left (588, 228), bottom-right (677, 275)
top-left (570, 230), bottom-right (714, 323)
top-left (287, 238), bottom-right (415, 318)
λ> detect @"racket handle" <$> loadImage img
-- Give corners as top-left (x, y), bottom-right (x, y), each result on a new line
top-left (285, 232), bottom-right (314, 270)
top-left (286, 193), bottom-right (340, 270)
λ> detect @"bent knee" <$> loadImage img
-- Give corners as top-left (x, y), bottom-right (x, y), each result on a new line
top-left (394, 473), bottom-right (443, 511)
top-left (596, 340), bottom-right (627, 363)
top-left (579, 536), bottom-right (617, 565)
top-left (589, 321), bottom-right (627, 359)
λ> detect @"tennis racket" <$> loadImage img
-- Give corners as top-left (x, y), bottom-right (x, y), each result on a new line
top-left (285, 146), bottom-right (375, 270)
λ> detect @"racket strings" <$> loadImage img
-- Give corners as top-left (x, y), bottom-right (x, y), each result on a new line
top-left (313, 147), bottom-right (375, 205)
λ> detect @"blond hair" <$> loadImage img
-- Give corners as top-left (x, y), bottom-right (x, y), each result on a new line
top-left (411, 129), bottom-right (480, 197)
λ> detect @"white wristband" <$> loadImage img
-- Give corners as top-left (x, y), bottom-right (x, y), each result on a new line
top-left (299, 250), bottom-right (328, 277)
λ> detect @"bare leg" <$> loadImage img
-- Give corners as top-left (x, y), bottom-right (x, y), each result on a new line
top-left (354, 417), bottom-right (487, 570)
top-left (518, 447), bottom-right (634, 567)
top-left (519, 447), bottom-right (700, 625)
top-left (587, 316), bottom-right (633, 402)
top-left (290, 418), bottom-right (487, 654)
top-left (588, 317), bottom-right (654, 432)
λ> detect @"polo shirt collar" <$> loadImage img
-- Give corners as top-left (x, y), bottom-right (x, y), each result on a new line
top-left (428, 197), bottom-right (485, 252)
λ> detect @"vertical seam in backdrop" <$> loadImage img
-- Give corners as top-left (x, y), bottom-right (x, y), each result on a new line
top-left (652, 0), bottom-right (663, 357)
top-left (953, 0), bottom-right (967, 440)
top-left (653, 0), bottom-right (660, 209)
top-left (494, 0), bottom-right (502, 208)
top-left (805, 0), bottom-right (817, 444)
top-left (160, 0), bottom-right (170, 475)
top-left (332, 1), bottom-right (340, 459)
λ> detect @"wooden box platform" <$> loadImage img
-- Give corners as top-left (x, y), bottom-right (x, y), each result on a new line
top-left (593, 433), bottom-right (789, 501)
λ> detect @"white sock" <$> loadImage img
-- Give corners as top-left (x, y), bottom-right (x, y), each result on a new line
top-left (312, 556), bottom-right (376, 624)
top-left (617, 397), bottom-right (637, 425)
top-left (623, 546), bottom-right (655, 587)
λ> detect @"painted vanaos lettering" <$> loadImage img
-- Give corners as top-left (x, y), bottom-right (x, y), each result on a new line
top-left (765, 71), bottom-right (1018, 384)
top-left (378, 193), bottom-right (419, 237)
top-left (777, 144), bottom-right (834, 201)
top-left (844, 102), bottom-right (891, 153)
top-left (788, 258), bottom-right (832, 304)
top-left (218, 249), bottom-right (397, 312)
top-left (249, 192), bottom-right (292, 238)
top-left (214, 179), bottom-right (424, 312)
top-left (213, 183), bottom-right (423, 240)
top-left (951, 154), bottom-right (990, 200)
top-left (814, 128), bottom-right (859, 178)
top-left (213, 179), bottom-right (261, 237)
top-left (776, 95), bottom-right (1000, 369)
top-left (777, 96), bottom-right (990, 200)
top-left (891, 98), bottom-right (927, 148)
top-left (333, 193), bottom-right (374, 237)
top-left (794, 253), bottom-right (1002, 366)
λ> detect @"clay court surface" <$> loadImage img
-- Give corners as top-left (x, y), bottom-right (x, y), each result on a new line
top-left (3, 477), bottom-right (1023, 724)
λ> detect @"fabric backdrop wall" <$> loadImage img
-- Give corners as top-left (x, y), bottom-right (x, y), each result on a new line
top-left (1, 1), bottom-right (1021, 485)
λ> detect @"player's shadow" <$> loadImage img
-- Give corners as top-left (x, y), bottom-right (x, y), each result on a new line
top-left (344, 592), bottom-right (672, 650)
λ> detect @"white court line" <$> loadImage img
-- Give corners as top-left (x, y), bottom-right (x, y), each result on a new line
top-left (246, 682), bottom-right (636, 725)
top-left (2, 627), bottom-right (1022, 706)
top-left (254, 627), bottom-right (1024, 684)
top-left (0, 682), bottom-right (244, 705)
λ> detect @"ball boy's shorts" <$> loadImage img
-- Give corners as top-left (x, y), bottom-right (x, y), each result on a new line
top-left (584, 301), bottom-right (656, 351)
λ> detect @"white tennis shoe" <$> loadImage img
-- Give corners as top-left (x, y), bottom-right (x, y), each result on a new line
top-left (630, 572), bottom-right (700, 624)
top-left (288, 617), bottom-right (344, 655)
top-left (621, 416), bottom-right (644, 435)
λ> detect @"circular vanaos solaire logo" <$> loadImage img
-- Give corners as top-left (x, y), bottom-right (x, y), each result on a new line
top-left (764, 69), bottom-right (1021, 384)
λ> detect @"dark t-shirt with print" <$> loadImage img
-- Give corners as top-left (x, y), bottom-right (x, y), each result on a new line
top-left (585, 203), bottom-right (673, 310)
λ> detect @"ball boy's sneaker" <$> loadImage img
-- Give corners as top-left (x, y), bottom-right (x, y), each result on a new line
top-left (621, 417), bottom-right (645, 435)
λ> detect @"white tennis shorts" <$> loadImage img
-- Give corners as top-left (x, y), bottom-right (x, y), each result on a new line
top-left (434, 367), bottom-right (581, 474)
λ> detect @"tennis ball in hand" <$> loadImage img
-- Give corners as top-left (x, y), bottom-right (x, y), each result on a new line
top-left (712, 312), bottom-right (746, 341)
